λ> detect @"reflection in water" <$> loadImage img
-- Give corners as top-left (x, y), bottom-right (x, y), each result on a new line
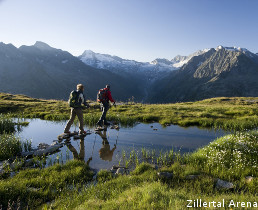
top-left (65, 136), bottom-right (92, 165)
top-left (96, 129), bottom-right (117, 161)
top-left (17, 119), bottom-right (226, 170)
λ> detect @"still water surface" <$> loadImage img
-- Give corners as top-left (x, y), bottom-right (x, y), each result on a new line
top-left (17, 119), bottom-right (226, 171)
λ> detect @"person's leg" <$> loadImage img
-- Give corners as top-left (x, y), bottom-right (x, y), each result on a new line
top-left (64, 108), bottom-right (76, 133)
top-left (75, 108), bottom-right (85, 133)
top-left (97, 102), bottom-right (109, 126)
top-left (102, 103), bottom-right (109, 124)
top-left (79, 139), bottom-right (85, 160)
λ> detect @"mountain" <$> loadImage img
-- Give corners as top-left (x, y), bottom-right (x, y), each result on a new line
top-left (78, 49), bottom-right (211, 101)
top-left (146, 46), bottom-right (258, 103)
top-left (79, 50), bottom-right (175, 84)
top-left (1, 41), bottom-right (257, 103)
top-left (0, 41), bottom-right (145, 101)
top-left (79, 49), bottom-right (211, 77)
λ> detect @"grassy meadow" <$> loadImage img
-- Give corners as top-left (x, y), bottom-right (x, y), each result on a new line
top-left (0, 131), bottom-right (257, 209)
top-left (0, 92), bottom-right (257, 209)
top-left (0, 92), bottom-right (258, 130)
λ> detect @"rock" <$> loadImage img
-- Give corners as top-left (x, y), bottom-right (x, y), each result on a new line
top-left (21, 151), bottom-right (35, 157)
top-left (186, 174), bottom-right (200, 180)
top-left (149, 164), bottom-right (159, 170)
top-left (38, 143), bottom-right (50, 149)
top-left (216, 179), bottom-right (234, 190)
top-left (24, 159), bottom-right (34, 167)
top-left (33, 144), bottom-right (63, 156)
top-left (51, 140), bottom-right (61, 145)
top-left (157, 171), bottom-right (173, 179)
top-left (115, 167), bottom-right (127, 175)
top-left (153, 128), bottom-right (158, 131)
top-left (245, 176), bottom-right (254, 183)
top-left (111, 165), bottom-right (120, 170)
top-left (111, 125), bottom-right (120, 130)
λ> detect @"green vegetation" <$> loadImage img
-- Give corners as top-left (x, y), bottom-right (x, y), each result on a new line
top-left (0, 131), bottom-right (257, 209)
top-left (0, 93), bottom-right (257, 209)
top-left (0, 160), bottom-right (93, 209)
top-left (0, 114), bottom-right (16, 134)
top-left (0, 134), bottom-right (32, 161)
top-left (0, 93), bottom-right (258, 130)
top-left (189, 131), bottom-right (258, 180)
top-left (0, 113), bottom-right (31, 160)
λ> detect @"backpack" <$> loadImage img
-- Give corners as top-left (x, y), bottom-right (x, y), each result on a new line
top-left (97, 88), bottom-right (108, 102)
top-left (68, 90), bottom-right (80, 108)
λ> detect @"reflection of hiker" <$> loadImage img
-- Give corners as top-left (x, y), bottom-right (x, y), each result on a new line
top-left (65, 138), bottom-right (92, 165)
top-left (96, 130), bottom-right (116, 161)
top-left (64, 84), bottom-right (89, 135)
top-left (96, 84), bottom-right (115, 127)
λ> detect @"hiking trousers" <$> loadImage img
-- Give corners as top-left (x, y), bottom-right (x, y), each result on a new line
top-left (97, 101), bottom-right (109, 125)
top-left (64, 108), bottom-right (84, 133)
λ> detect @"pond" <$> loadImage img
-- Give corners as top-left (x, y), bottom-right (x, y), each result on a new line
top-left (16, 119), bottom-right (226, 171)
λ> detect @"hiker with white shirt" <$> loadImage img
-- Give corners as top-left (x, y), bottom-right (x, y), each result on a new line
top-left (64, 84), bottom-right (89, 135)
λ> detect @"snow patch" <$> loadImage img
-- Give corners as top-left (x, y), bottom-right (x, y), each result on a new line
top-left (216, 46), bottom-right (250, 53)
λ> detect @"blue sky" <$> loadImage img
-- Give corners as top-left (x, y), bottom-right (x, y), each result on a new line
top-left (0, 0), bottom-right (257, 62)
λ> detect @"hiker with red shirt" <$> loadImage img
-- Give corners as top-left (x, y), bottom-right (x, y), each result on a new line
top-left (96, 84), bottom-right (115, 127)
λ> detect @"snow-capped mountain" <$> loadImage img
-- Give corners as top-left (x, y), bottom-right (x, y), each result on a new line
top-left (147, 45), bottom-right (258, 103)
top-left (216, 46), bottom-right (258, 60)
top-left (79, 48), bottom-right (212, 82)
top-left (79, 51), bottom-right (174, 82)
top-left (170, 49), bottom-right (211, 68)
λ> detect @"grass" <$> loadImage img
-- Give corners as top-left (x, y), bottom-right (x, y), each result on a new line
top-left (0, 160), bottom-right (94, 209)
top-left (0, 92), bottom-right (258, 130)
top-left (0, 133), bottom-right (32, 161)
top-left (0, 130), bottom-right (256, 209)
top-left (0, 114), bottom-right (16, 134)
top-left (0, 114), bottom-right (31, 161)
top-left (188, 131), bottom-right (258, 180)
top-left (0, 93), bottom-right (257, 209)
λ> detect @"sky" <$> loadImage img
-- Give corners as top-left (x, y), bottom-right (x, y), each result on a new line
top-left (0, 0), bottom-right (258, 62)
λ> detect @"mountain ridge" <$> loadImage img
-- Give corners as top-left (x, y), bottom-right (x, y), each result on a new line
top-left (0, 41), bottom-right (257, 103)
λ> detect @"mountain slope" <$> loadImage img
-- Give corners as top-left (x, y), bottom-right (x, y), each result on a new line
top-left (0, 42), bottom-right (145, 101)
top-left (146, 46), bottom-right (258, 103)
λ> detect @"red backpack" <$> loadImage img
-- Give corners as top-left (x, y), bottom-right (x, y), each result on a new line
top-left (97, 88), bottom-right (108, 102)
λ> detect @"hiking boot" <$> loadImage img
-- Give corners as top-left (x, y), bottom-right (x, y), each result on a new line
top-left (79, 131), bottom-right (87, 135)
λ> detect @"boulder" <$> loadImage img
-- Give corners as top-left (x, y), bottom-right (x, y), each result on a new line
top-left (216, 179), bottom-right (234, 190)
top-left (115, 167), bottom-right (127, 175)
top-left (38, 143), bottom-right (50, 149)
top-left (157, 171), bottom-right (173, 179)
top-left (33, 144), bottom-right (63, 156)
top-left (245, 176), bottom-right (254, 183)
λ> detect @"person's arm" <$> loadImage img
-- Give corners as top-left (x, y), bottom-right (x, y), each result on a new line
top-left (107, 91), bottom-right (115, 103)
top-left (80, 93), bottom-right (89, 107)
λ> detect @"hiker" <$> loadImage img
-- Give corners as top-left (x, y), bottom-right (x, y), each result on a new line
top-left (96, 130), bottom-right (116, 161)
top-left (64, 84), bottom-right (89, 135)
top-left (96, 84), bottom-right (115, 127)
top-left (65, 138), bottom-right (92, 165)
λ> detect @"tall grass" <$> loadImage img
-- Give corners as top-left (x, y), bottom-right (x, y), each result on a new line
top-left (0, 114), bottom-right (16, 134)
top-left (0, 134), bottom-right (32, 161)
top-left (188, 130), bottom-right (258, 180)
top-left (0, 160), bottom-right (93, 209)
